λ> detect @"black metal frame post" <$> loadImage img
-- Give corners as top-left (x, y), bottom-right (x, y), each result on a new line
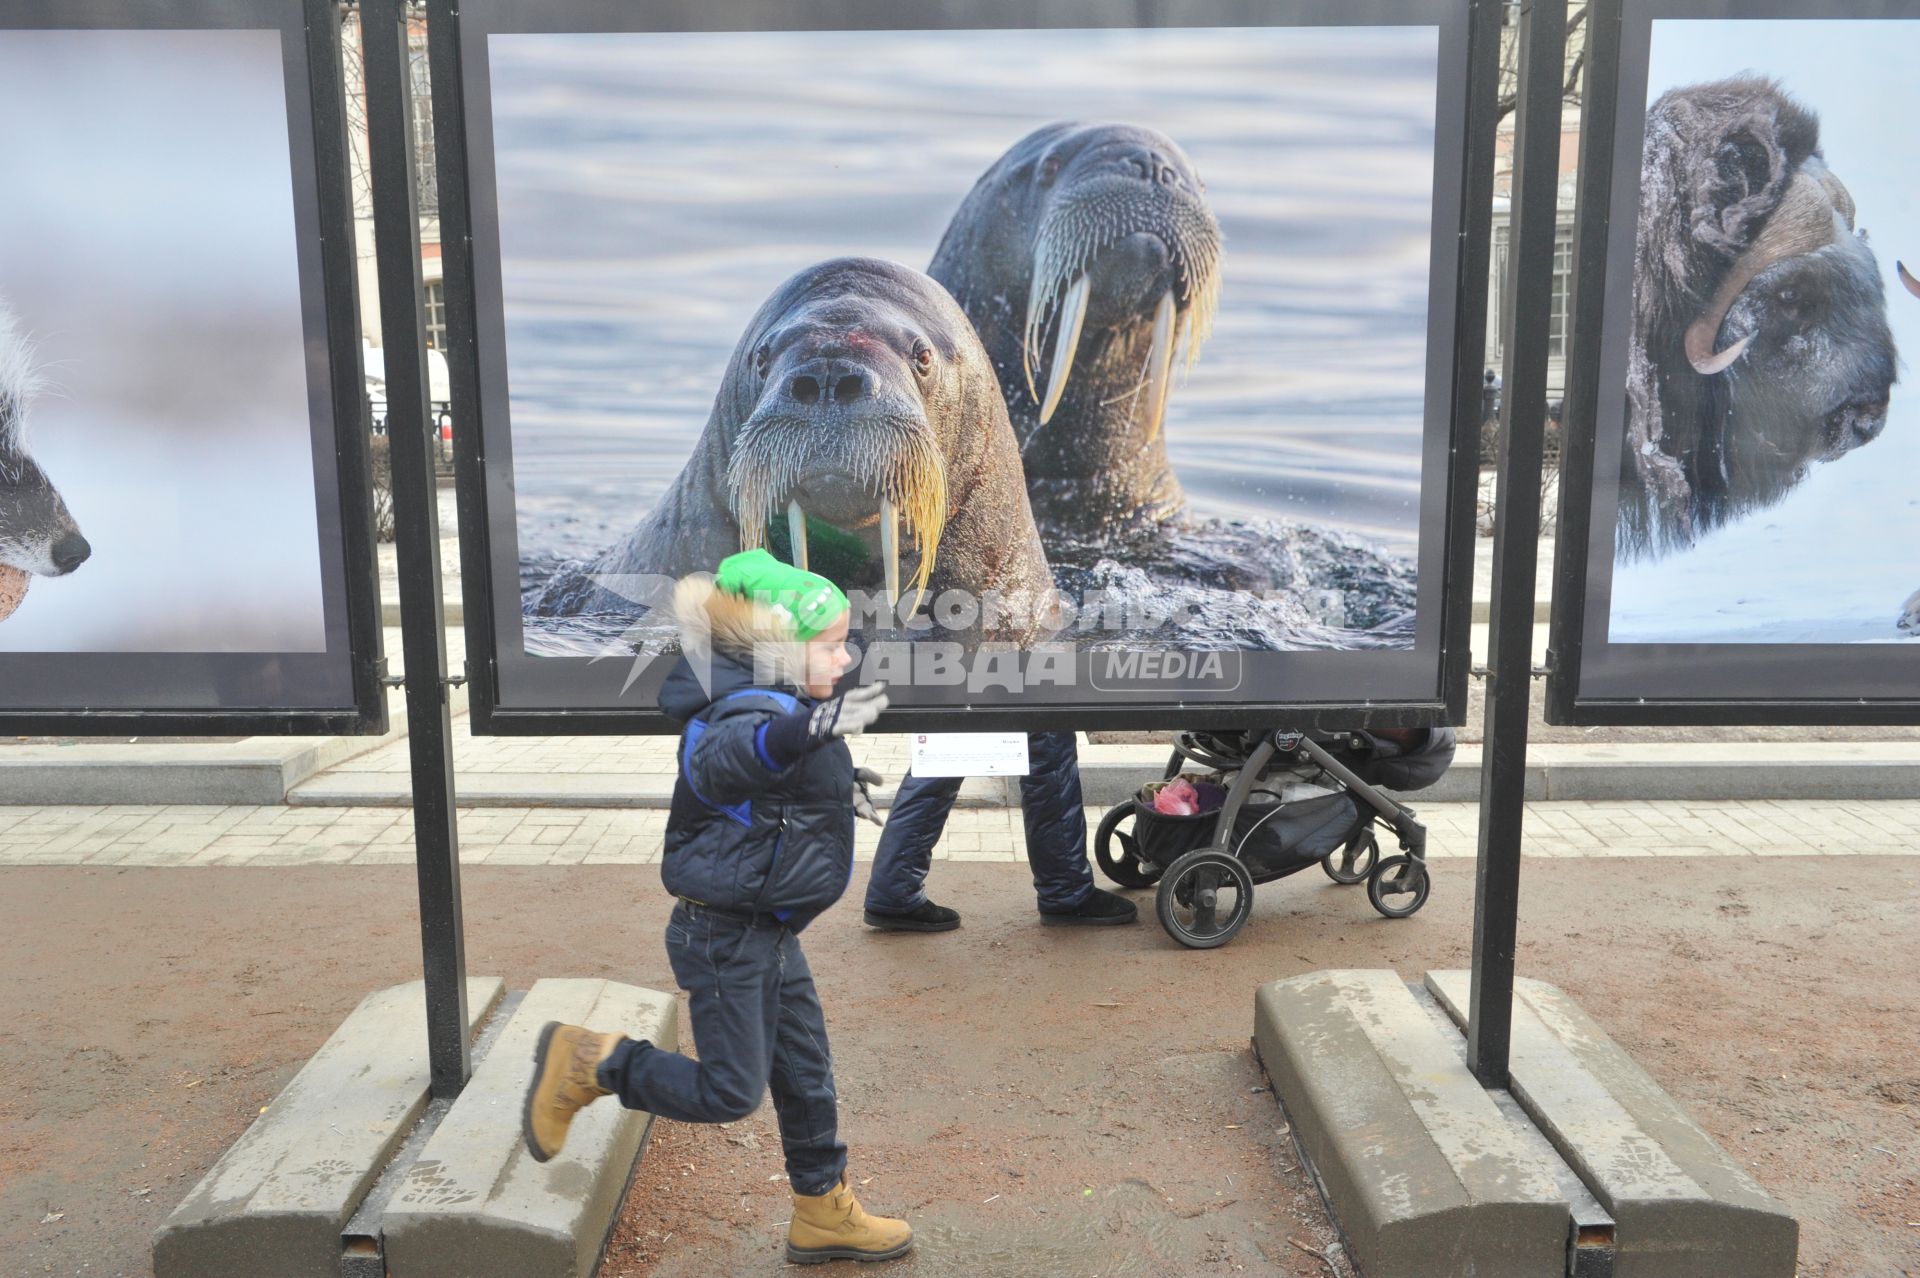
top-left (363, 0), bottom-right (470, 1098)
top-left (1544, 0), bottom-right (1620, 729)
top-left (1467, 0), bottom-right (1568, 1089)
top-left (423, 0), bottom-right (493, 722)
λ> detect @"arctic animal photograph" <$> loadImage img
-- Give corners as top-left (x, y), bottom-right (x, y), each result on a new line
top-left (0, 28), bottom-right (332, 654)
top-left (1606, 20), bottom-right (1920, 644)
top-left (481, 24), bottom-right (1448, 660)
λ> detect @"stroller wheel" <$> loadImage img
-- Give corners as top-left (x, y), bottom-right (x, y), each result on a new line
top-left (1155, 848), bottom-right (1254, 949)
top-left (1367, 856), bottom-right (1430, 919)
top-left (1094, 804), bottom-right (1162, 889)
top-left (1322, 828), bottom-right (1379, 885)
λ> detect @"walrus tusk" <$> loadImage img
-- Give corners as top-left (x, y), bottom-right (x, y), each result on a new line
top-left (880, 496), bottom-right (901, 617)
top-left (1900, 261), bottom-right (1920, 300)
top-left (1142, 291), bottom-right (1177, 443)
top-left (1038, 274), bottom-right (1090, 426)
top-left (787, 500), bottom-right (808, 571)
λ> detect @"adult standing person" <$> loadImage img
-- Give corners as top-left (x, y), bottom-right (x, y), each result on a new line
top-left (863, 729), bottom-right (1136, 930)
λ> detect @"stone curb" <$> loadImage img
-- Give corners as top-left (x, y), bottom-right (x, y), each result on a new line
top-left (381, 978), bottom-right (678, 1278)
top-left (0, 686), bottom-right (465, 806)
top-left (277, 742), bottom-right (1920, 808)
top-left (1424, 970), bottom-right (1797, 1278)
top-left (153, 977), bottom-right (504, 1278)
top-left (1251, 969), bottom-right (1570, 1278)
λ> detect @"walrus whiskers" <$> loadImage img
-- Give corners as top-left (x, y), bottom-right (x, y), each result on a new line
top-left (727, 413), bottom-right (946, 609)
top-left (1019, 182), bottom-right (1221, 430)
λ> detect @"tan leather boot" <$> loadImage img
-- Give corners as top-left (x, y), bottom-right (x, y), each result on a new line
top-left (786, 1173), bottom-right (914, 1264)
top-left (521, 1022), bottom-right (624, 1163)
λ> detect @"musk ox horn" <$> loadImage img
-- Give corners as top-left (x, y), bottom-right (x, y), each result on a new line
top-left (1898, 260), bottom-right (1920, 300)
top-left (1684, 165), bottom-right (1855, 376)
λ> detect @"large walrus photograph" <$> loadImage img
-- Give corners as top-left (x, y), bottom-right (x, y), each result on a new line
top-left (483, 19), bottom-right (1452, 677)
top-left (1605, 20), bottom-right (1920, 644)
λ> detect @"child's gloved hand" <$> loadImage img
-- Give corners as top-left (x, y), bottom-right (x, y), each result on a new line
top-left (806, 682), bottom-right (890, 742)
top-left (852, 766), bottom-right (885, 826)
top-left (761, 684), bottom-right (893, 768)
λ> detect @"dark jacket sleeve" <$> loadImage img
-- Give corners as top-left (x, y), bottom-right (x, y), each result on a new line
top-left (682, 703), bottom-right (789, 808)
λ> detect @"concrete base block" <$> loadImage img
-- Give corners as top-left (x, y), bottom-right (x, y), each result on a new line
top-left (1252, 970), bottom-right (1570, 1278)
top-left (1425, 971), bottom-right (1798, 1278)
top-left (153, 977), bottom-right (505, 1278)
top-left (381, 978), bottom-right (679, 1278)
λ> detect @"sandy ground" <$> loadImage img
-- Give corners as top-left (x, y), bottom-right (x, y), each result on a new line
top-left (1, 859), bottom-right (1915, 1278)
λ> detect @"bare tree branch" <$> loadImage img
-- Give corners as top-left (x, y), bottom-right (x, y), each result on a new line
top-left (1496, 2), bottom-right (1588, 122)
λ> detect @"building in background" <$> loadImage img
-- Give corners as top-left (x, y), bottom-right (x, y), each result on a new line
top-left (1486, 0), bottom-right (1585, 453)
top-left (342, 4), bottom-right (450, 468)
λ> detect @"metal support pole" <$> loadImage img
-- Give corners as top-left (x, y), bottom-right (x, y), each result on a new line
top-left (1468, 0), bottom-right (1568, 1089)
top-left (362, 0), bottom-right (469, 1098)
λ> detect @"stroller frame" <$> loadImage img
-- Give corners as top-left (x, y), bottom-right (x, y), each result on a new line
top-left (1099, 727), bottom-right (1434, 948)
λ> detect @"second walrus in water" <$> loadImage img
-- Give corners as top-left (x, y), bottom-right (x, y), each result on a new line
top-left (929, 121), bottom-right (1223, 546)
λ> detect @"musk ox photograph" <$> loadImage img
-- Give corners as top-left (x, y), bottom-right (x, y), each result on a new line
top-left (0, 28), bottom-right (337, 655)
top-left (482, 22), bottom-right (1451, 674)
top-left (1606, 21), bottom-right (1920, 644)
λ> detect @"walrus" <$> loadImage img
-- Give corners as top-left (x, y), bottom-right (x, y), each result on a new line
top-left (529, 257), bottom-right (1054, 644)
top-left (929, 122), bottom-right (1223, 549)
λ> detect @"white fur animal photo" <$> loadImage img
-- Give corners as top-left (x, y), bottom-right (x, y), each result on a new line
top-left (0, 29), bottom-right (331, 652)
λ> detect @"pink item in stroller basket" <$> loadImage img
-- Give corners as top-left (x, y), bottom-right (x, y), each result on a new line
top-left (1153, 778), bottom-right (1200, 815)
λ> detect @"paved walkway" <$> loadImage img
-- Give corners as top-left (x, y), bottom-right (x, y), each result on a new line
top-left (0, 798), bottom-right (1913, 868)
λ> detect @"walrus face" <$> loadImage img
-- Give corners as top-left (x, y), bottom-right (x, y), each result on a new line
top-left (1018, 124), bottom-right (1223, 436)
top-left (726, 293), bottom-right (949, 607)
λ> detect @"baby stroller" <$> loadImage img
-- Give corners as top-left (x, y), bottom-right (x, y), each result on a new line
top-left (1094, 727), bottom-right (1453, 949)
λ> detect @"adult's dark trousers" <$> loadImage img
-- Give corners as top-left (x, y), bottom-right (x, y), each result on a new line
top-left (596, 901), bottom-right (846, 1196)
top-left (865, 729), bottom-right (1092, 914)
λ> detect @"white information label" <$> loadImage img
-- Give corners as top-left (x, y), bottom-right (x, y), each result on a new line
top-left (907, 732), bottom-right (1030, 778)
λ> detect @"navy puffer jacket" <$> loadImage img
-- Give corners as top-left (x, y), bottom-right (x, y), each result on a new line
top-left (656, 593), bottom-right (855, 928)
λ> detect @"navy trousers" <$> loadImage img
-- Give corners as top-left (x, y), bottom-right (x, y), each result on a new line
top-left (597, 902), bottom-right (846, 1196)
top-left (865, 729), bottom-right (1093, 914)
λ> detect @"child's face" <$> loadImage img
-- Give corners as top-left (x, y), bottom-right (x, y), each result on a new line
top-left (800, 615), bottom-right (854, 697)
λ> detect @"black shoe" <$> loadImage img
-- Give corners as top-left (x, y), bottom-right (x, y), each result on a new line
top-left (863, 900), bottom-right (961, 932)
top-left (1038, 887), bottom-right (1138, 927)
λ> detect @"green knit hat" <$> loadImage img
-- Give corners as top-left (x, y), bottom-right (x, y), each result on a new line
top-left (713, 548), bottom-right (850, 640)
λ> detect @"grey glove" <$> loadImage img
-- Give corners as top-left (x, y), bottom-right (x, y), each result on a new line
top-left (808, 681), bottom-right (889, 742)
top-left (852, 766), bottom-right (885, 827)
